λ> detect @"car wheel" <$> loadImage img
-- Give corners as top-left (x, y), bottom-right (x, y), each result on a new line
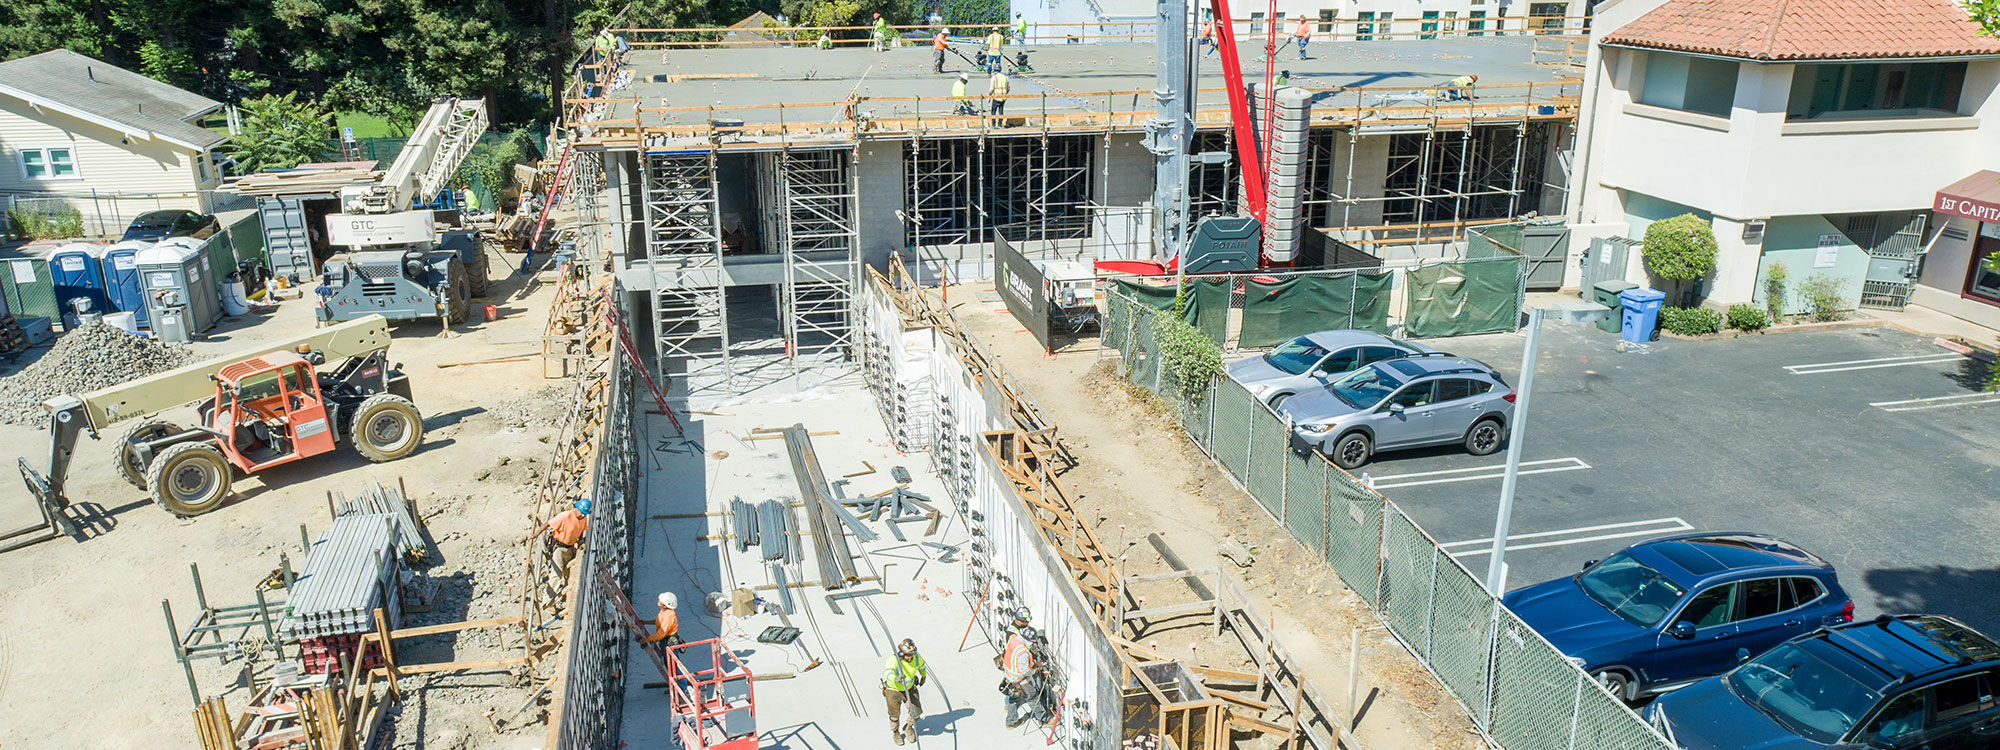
top-left (1595, 670), bottom-right (1633, 702)
top-left (1269, 392), bottom-right (1293, 409)
top-left (1464, 418), bottom-right (1504, 457)
top-left (1329, 432), bottom-right (1372, 470)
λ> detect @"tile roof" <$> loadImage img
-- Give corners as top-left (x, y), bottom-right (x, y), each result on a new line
top-left (1601, 0), bottom-right (2000, 61)
top-left (0, 50), bottom-right (225, 149)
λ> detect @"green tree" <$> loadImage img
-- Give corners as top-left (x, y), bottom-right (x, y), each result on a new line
top-left (1642, 213), bottom-right (1719, 305)
top-left (1968, 0), bottom-right (2000, 37)
top-left (0, 0), bottom-right (116, 61)
top-left (229, 92), bottom-right (332, 172)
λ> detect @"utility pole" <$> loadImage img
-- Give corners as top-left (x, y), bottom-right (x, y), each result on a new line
top-left (1485, 306), bottom-right (1543, 596)
top-left (1147, 0), bottom-right (1196, 269)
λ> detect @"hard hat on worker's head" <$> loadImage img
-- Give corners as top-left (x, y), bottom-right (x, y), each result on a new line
top-left (573, 498), bottom-right (592, 515)
top-left (874, 12), bottom-right (881, 17)
top-left (1282, 70), bottom-right (1292, 77)
top-left (658, 592), bottom-right (678, 610)
top-left (960, 72), bottom-right (970, 81)
top-left (898, 638), bottom-right (919, 656)
top-left (1011, 606), bottom-right (1032, 625)
top-left (1470, 74), bottom-right (1478, 81)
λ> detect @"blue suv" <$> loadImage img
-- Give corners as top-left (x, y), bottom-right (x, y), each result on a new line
top-left (1503, 532), bottom-right (1854, 702)
top-left (1645, 615), bottom-right (2000, 750)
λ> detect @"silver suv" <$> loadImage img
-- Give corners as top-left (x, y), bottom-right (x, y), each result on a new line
top-left (1278, 357), bottom-right (1516, 469)
top-left (1225, 330), bottom-right (1437, 406)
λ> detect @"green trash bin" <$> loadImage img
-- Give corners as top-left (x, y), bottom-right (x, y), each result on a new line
top-left (1593, 280), bottom-right (1638, 333)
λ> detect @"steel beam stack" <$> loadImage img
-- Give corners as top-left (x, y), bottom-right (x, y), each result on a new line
top-left (280, 514), bottom-right (402, 672)
top-left (332, 481), bottom-right (429, 562)
top-left (780, 424), bottom-right (858, 589)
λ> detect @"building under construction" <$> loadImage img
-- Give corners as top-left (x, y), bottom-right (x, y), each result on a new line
top-left (561, 30), bottom-right (1580, 393)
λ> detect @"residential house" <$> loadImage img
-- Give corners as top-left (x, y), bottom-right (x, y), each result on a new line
top-left (1566, 0), bottom-right (2000, 328)
top-left (0, 49), bottom-right (229, 235)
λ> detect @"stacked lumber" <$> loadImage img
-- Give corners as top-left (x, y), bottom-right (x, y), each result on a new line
top-left (0, 314), bottom-right (27, 354)
top-left (225, 162), bottom-right (381, 197)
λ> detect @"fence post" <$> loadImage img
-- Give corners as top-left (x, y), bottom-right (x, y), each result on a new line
top-left (1423, 545), bottom-right (1439, 663)
top-left (1242, 403), bottom-right (1258, 483)
top-left (1565, 670), bottom-right (1586, 750)
top-left (1480, 597), bottom-right (1501, 730)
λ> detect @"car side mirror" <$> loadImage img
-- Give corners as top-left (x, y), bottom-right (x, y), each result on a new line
top-left (1736, 648), bottom-right (1752, 664)
top-left (1581, 559), bottom-right (1598, 570)
top-left (1388, 403), bottom-right (1406, 415)
top-left (1670, 622), bottom-right (1696, 640)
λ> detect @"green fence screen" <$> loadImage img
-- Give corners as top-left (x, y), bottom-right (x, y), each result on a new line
top-left (1403, 257), bottom-right (1526, 338)
top-left (1113, 279), bottom-right (1228, 345)
top-left (1239, 272), bottom-right (1393, 347)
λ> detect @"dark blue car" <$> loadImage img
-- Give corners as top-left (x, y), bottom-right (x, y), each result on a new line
top-left (1503, 532), bottom-right (1854, 702)
top-left (1644, 615), bottom-right (2000, 750)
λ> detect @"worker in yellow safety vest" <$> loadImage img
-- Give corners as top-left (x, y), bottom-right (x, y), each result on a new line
top-left (985, 27), bottom-right (1005, 73)
top-left (873, 13), bottom-right (891, 51)
top-left (1447, 74), bottom-right (1477, 101)
top-left (882, 638), bottom-right (930, 745)
top-left (988, 70), bottom-right (1010, 121)
top-left (1013, 12), bottom-right (1028, 43)
top-left (817, 32), bottom-right (833, 49)
top-left (952, 73), bottom-right (973, 115)
top-left (593, 29), bottom-right (616, 66)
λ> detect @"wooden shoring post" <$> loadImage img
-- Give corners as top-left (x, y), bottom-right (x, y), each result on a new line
top-left (373, 608), bottom-right (401, 701)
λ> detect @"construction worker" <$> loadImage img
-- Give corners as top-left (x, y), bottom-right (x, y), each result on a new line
top-left (817, 31), bottom-right (833, 49)
top-left (1294, 17), bottom-right (1312, 59)
top-left (873, 13), bottom-right (891, 51)
top-left (988, 70), bottom-right (1010, 122)
top-left (998, 624), bottom-right (1050, 727)
top-left (882, 638), bottom-right (930, 745)
top-left (1198, 19), bottom-right (1215, 56)
top-left (985, 27), bottom-right (1005, 73)
top-left (952, 72), bottom-right (974, 115)
top-left (1277, 69), bottom-right (1291, 86)
top-left (638, 591), bottom-right (682, 647)
top-left (593, 29), bottom-right (617, 67)
top-left (933, 29), bottom-right (949, 73)
top-left (1013, 12), bottom-right (1028, 43)
top-left (1446, 74), bottom-right (1477, 100)
top-left (539, 498), bottom-right (590, 571)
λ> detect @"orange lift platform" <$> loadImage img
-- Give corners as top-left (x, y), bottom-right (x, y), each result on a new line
top-left (663, 639), bottom-right (757, 750)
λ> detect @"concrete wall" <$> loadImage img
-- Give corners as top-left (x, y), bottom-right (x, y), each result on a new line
top-left (857, 140), bottom-right (906, 271)
top-left (1914, 215), bottom-right (2000, 329)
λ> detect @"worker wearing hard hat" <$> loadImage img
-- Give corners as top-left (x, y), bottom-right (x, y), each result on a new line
top-left (995, 607), bottom-right (1050, 727)
top-left (882, 638), bottom-right (931, 745)
top-left (933, 29), bottom-right (950, 73)
top-left (1013, 12), bottom-right (1028, 43)
top-left (952, 73), bottom-right (974, 115)
top-left (1294, 18), bottom-right (1312, 59)
top-left (873, 13), bottom-right (890, 51)
top-left (817, 31), bottom-right (833, 49)
top-left (1447, 74), bottom-right (1478, 101)
top-left (988, 70), bottom-right (1010, 122)
top-left (639, 591), bottom-right (682, 647)
top-left (985, 27), bottom-right (1005, 73)
top-left (539, 498), bottom-right (590, 571)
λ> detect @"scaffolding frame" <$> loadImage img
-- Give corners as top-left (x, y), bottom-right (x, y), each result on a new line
top-left (1374, 122), bottom-right (1545, 228)
top-left (907, 138), bottom-right (982, 247)
top-left (778, 147), bottom-right (860, 363)
top-left (905, 134), bottom-right (1097, 249)
top-left (642, 151), bottom-right (732, 388)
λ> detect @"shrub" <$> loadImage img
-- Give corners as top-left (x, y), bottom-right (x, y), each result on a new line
top-left (1642, 214), bottom-right (1719, 303)
top-left (6, 206), bottom-right (84, 240)
top-left (1659, 306), bottom-right (1722, 336)
top-left (1762, 262), bottom-right (1789, 322)
top-left (1157, 294), bottom-right (1221, 403)
top-left (1726, 304), bottom-right (1769, 331)
top-left (1798, 273), bottom-right (1849, 322)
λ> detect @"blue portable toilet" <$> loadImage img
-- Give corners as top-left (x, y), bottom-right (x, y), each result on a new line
top-left (48, 243), bottom-right (109, 328)
top-left (100, 240), bottom-right (152, 327)
top-left (1619, 287), bottom-right (1667, 343)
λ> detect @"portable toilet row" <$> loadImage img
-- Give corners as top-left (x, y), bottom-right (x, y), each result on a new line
top-left (42, 241), bottom-right (162, 329)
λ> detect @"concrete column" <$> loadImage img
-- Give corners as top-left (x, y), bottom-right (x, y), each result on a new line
top-left (856, 141), bottom-right (907, 272)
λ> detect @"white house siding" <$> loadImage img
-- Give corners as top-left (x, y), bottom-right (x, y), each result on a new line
top-left (0, 95), bottom-right (210, 236)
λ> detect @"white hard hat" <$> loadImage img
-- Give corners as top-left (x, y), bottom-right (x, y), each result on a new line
top-left (659, 592), bottom-right (678, 609)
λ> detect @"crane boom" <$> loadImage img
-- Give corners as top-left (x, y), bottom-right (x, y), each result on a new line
top-left (351, 97), bottom-right (489, 214)
top-left (53, 315), bottom-right (394, 433)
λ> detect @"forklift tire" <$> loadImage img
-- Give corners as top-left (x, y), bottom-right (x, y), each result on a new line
top-left (466, 251), bottom-right (491, 298)
top-left (146, 442), bottom-right (233, 517)
top-left (116, 418), bottom-right (181, 489)
top-left (445, 260), bottom-right (470, 325)
top-left (351, 394), bottom-right (424, 463)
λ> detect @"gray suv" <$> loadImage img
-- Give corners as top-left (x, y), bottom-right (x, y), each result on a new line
top-left (1279, 357), bottom-right (1516, 469)
top-left (1225, 330), bottom-right (1437, 406)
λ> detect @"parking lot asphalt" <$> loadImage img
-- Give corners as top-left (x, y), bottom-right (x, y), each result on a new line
top-left (1335, 321), bottom-right (2000, 633)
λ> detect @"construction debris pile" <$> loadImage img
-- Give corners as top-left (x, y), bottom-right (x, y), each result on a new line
top-left (490, 385), bottom-right (570, 428)
top-left (0, 323), bottom-right (200, 425)
top-left (281, 514), bottom-right (404, 674)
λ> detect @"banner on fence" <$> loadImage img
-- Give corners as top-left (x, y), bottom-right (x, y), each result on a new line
top-left (1403, 257), bottom-right (1526, 338)
top-left (993, 233), bottom-right (1052, 351)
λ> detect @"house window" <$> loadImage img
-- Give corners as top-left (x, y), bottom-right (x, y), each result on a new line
top-left (197, 154), bottom-right (210, 183)
top-left (1356, 11), bottom-right (1374, 41)
top-left (19, 146), bottom-right (78, 181)
top-left (1444, 11), bottom-right (1458, 33)
top-left (1250, 12), bottom-right (1264, 35)
top-left (1469, 10), bottom-right (1487, 36)
top-left (1639, 52), bottom-right (1739, 117)
top-left (1318, 10), bottom-right (1335, 34)
top-left (1529, 2), bottom-right (1566, 34)
top-left (1420, 11), bottom-right (1439, 39)
top-left (1378, 13), bottom-right (1393, 39)
top-left (1787, 62), bottom-right (1966, 120)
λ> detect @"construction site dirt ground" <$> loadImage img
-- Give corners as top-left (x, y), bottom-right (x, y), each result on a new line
top-left (945, 283), bottom-right (1481, 750)
top-left (0, 250), bottom-right (565, 750)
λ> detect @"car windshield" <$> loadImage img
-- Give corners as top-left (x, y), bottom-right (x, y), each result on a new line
top-left (1324, 365), bottom-right (1402, 408)
top-left (1575, 553), bottom-right (1686, 627)
top-left (1727, 642), bottom-right (1881, 744)
top-left (130, 211), bottom-right (178, 228)
top-left (1264, 338), bottom-right (1330, 375)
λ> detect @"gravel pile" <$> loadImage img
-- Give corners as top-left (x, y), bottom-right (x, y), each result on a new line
top-left (489, 386), bottom-right (569, 429)
top-left (0, 323), bottom-right (201, 425)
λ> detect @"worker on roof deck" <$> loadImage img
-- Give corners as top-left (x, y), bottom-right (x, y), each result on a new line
top-left (1277, 69), bottom-right (1291, 86)
top-left (988, 70), bottom-right (1010, 122)
top-left (882, 638), bottom-right (930, 745)
top-left (985, 27), bottom-right (1005, 73)
top-left (817, 31), bottom-right (833, 49)
top-left (952, 73), bottom-right (973, 115)
top-left (1013, 12), bottom-right (1028, 43)
top-left (933, 29), bottom-right (949, 73)
top-left (1294, 18), bottom-right (1312, 59)
top-left (539, 498), bottom-right (590, 570)
top-left (593, 29), bottom-right (616, 67)
top-left (1447, 74), bottom-right (1477, 101)
top-left (873, 13), bottom-right (890, 51)
top-left (638, 591), bottom-right (681, 647)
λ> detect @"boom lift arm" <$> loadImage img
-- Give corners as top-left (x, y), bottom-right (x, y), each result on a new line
top-left (348, 97), bottom-right (489, 214)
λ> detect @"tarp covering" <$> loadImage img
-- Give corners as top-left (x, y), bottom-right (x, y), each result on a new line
top-left (1113, 279), bottom-right (1228, 344)
top-left (1403, 257), bottom-right (1526, 338)
top-left (1238, 272), bottom-right (1393, 347)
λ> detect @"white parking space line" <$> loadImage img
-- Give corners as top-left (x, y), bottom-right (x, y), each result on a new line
top-left (1871, 392), bottom-right (2000, 412)
top-left (1367, 457), bottom-right (1590, 489)
top-left (1444, 517), bottom-right (1694, 558)
top-left (1784, 354), bottom-right (1965, 375)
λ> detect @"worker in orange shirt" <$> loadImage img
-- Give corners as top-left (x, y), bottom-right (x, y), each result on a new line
top-left (639, 591), bottom-right (682, 648)
top-left (1294, 17), bottom-right (1312, 59)
top-left (932, 29), bottom-right (950, 73)
top-left (539, 498), bottom-right (590, 571)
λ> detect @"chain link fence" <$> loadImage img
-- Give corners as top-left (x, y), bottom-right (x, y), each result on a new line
top-left (1101, 288), bottom-right (1672, 750)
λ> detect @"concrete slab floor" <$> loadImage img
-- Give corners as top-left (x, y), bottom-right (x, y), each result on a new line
top-left (622, 376), bottom-right (1051, 750)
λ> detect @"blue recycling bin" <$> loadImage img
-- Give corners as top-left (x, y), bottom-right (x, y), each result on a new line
top-left (1619, 287), bottom-right (1666, 343)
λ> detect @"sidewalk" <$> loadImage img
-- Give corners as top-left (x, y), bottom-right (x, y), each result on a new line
top-left (1861, 304), bottom-right (2000, 355)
